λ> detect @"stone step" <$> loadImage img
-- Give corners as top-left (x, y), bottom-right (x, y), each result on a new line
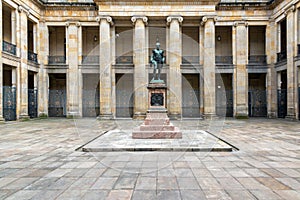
top-left (132, 127), bottom-right (182, 139)
top-left (144, 118), bottom-right (170, 125)
top-left (139, 125), bottom-right (175, 131)
top-left (146, 112), bottom-right (168, 119)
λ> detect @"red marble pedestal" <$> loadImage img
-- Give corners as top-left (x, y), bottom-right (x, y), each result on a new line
top-left (132, 83), bottom-right (182, 139)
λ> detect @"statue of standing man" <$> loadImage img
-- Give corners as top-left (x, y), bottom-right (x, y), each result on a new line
top-left (150, 40), bottom-right (165, 83)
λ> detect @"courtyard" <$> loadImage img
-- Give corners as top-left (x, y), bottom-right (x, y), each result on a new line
top-left (0, 118), bottom-right (299, 200)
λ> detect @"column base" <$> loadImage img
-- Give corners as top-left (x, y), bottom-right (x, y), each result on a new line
top-left (133, 112), bottom-right (146, 120)
top-left (285, 114), bottom-right (296, 120)
top-left (38, 113), bottom-right (48, 118)
top-left (0, 116), bottom-right (5, 123)
top-left (168, 113), bottom-right (181, 120)
top-left (267, 112), bottom-right (277, 118)
top-left (97, 114), bottom-right (114, 120)
top-left (235, 113), bottom-right (249, 119)
top-left (203, 113), bottom-right (218, 120)
top-left (19, 114), bottom-right (30, 121)
top-left (67, 112), bottom-right (82, 119)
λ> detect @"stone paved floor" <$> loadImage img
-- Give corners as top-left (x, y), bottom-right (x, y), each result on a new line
top-left (0, 118), bottom-right (299, 200)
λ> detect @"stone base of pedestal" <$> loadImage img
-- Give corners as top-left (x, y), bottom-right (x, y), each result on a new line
top-left (132, 110), bottom-right (182, 139)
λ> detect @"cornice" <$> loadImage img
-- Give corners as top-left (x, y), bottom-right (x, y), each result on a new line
top-left (94, 0), bottom-right (220, 6)
top-left (44, 4), bottom-right (97, 11)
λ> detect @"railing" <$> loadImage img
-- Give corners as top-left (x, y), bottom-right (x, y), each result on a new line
top-left (28, 51), bottom-right (38, 63)
top-left (116, 56), bottom-right (133, 64)
top-left (248, 55), bottom-right (267, 65)
top-left (2, 41), bottom-right (16, 55)
top-left (182, 56), bottom-right (199, 64)
top-left (277, 50), bottom-right (287, 62)
top-left (215, 56), bottom-right (233, 64)
top-left (82, 55), bottom-right (99, 64)
top-left (48, 56), bottom-right (66, 64)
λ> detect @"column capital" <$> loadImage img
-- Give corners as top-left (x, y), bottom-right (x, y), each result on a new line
top-left (131, 16), bottom-right (148, 25)
top-left (65, 21), bottom-right (81, 27)
top-left (200, 16), bottom-right (217, 26)
top-left (233, 21), bottom-right (248, 27)
top-left (96, 16), bottom-right (114, 26)
top-left (166, 15), bottom-right (183, 25)
top-left (284, 4), bottom-right (295, 15)
top-left (18, 5), bottom-right (30, 17)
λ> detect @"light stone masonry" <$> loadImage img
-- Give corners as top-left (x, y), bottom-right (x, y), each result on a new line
top-left (0, 0), bottom-right (300, 120)
top-left (266, 21), bottom-right (277, 118)
top-left (233, 21), bottom-right (248, 118)
top-left (132, 16), bottom-right (148, 119)
top-left (19, 8), bottom-right (29, 119)
top-left (98, 16), bottom-right (113, 119)
top-left (286, 7), bottom-right (297, 119)
top-left (202, 16), bottom-right (216, 118)
top-left (167, 16), bottom-right (183, 119)
top-left (66, 21), bottom-right (80, 118)
top-left (38, 22), bottom-right (49, 117)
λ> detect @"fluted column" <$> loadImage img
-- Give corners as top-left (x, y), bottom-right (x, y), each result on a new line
top-left (66, 21), bottom-right (80, 118)
top-left (18, 6), bottom-right (29, 119)
top-left (167, 15), bottom-right (183, 119)
top-left (0, 0), bottom-right (4, 121)
top-left (266, 20), bottom-right (277, 118)
top-left (97, 16), bottom-right (114, 119)
top-left (202, 16), bottom-right (216, 118)
top-left (286, 6), bottom-right (297, 119)
top-left (132, 16), bottom-right (148, 119)
top-left (233, 21), bottom-right (248, 118)
top-left (38, 21), bottom-right (48, 117)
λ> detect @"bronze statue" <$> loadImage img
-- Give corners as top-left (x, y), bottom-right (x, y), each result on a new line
top-left (150, 41), bottom-right (165, 83)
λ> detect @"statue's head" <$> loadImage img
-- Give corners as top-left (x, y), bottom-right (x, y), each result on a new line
top-left (156, 42), bottom-right (160, 49)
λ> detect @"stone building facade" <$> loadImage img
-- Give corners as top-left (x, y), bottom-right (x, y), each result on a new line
top-left (0, 0), bottom-right (300, 120)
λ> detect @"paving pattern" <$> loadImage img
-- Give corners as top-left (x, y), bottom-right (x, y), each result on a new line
top-left (0, 118), bottom-right (299, 200)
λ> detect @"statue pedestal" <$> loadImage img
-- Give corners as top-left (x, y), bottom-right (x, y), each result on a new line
top-left (132, 83), bottom-right (182, 139)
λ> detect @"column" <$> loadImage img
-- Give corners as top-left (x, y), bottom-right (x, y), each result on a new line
top-left (66, 21), bottom-right (80, 118)
top-left (286, 6), bottom-right (297, 119)
top-left (132, 16), bottom-right (148, 119)
top-left (18, 6), bottom-right (29, 119)
top-left (33, 24), bottom-right (37, 53)
top-left (38, 21), bottom-right (48, 117)
top-left (97, 16), bottom-right (113, 119)
top-left (12, 68), bottom-right (17, 119)
top-left (0, 0), bottom-right (4, 121)
top-left (111, 26), bottom-right (116, 116)
top-left (11, 10), bottom-right (16, 45)
top-left (233, 21), bottom-right (248, 118)
top-left (167, 16), bottom-right (183, 119)
top-left (202, 16), bottom-right (216, 118)
top-left (266, 20), bottom-right (277, 118)
top-left (78, 25), bottom-right (83, 115)
top-left (199, 25), bottom-right (204, 115)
